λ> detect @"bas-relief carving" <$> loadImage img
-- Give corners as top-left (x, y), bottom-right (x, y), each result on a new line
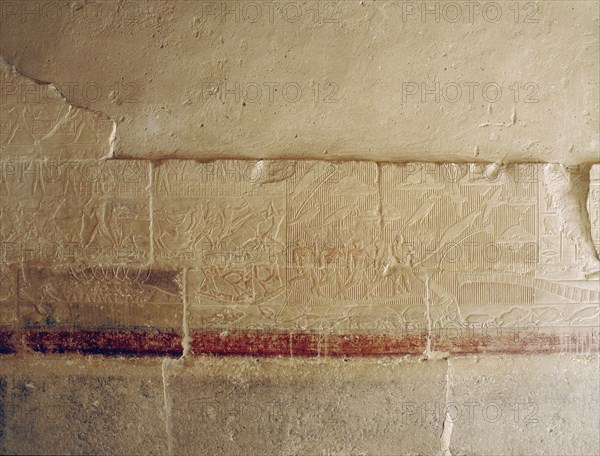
top-left (589, 165), bottom-right (600, 258)
top-left (175, 161), bottom-right (599, 336)
top-left (0, 59), bottom-right (114, 160)
top-left (2, 58), bottom-right (596, 346)
top-left (159, 161), bottom-right (422, 333)
top-left (1, 61), bottom-right (149, 268)
top-left (0, 60), bottom-right (174, 334)
top-left (0, 160), bottom-right (151, 266)
top-left (18, 266), bottom-right (182, 330)
top-left (0, 266), bottom-right (17, 327)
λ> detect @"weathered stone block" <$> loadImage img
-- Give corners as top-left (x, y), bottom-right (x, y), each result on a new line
top-left (447, 355), bottom-right (600, 455)
top-left (16, 265), bottom-right (184, 355)
top-left (165, 357), bottom-right (448, 455)
top-left (173, 161), bottom-right (598, 356)
top-left (0, 357), bottom-right (168, 455)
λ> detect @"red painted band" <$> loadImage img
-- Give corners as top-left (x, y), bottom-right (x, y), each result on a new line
top-left (24, 330), bottom-right (183, 357)
top-left (0, 329), bottom-right (597, 357)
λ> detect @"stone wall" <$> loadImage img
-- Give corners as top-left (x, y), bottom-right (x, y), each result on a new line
top-left (0, 1), bottom-right (599, 454)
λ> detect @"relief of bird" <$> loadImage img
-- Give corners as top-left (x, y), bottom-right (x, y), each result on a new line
top-left (481, 186), bottom-right (506, 224)
top-left (290, 164), bottom-right (318, 199)
top-left (568, 306), bottom-right (600, 326)
top-left (291, 204), bottom-right (321, 225)
top-left (401, 196), bottom-right (439, 229)
top-left (322, 200), bottom-right (358, 226)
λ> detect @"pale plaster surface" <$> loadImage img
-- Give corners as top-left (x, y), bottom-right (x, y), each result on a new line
top-left (0, 1), bottom-right (598, 164)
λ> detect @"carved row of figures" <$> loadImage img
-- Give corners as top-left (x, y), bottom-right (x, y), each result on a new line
top-left (0, 198), bottom-right (149, 252)
top-left (193, 236), bottom-right (420, 304)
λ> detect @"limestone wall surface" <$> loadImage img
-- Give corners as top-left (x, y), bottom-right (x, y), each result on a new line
top-left (0, 1), bottom-right (599, 455)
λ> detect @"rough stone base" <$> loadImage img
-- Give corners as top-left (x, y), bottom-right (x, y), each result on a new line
top-left (1, 354), bottom-right (598, 455)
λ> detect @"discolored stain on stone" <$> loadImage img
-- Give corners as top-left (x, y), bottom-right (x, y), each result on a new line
top-left (189, 331), bottom-right (428, 357)
top-left (25, 329), bottom-right (182, 356)
top-left (431, 328), bottom-right (599, 355)
top-left (0, 331), bottom-right (18, 354)
top-left (0, 358), bottom-right (167, 455)
top-left (17, 266), bottom-right (183, 332)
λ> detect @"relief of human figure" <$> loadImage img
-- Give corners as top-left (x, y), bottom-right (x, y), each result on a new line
top-left (220, 263), bottom-right (255, 302)
top-left (155, 206), bottom-right (197, 251)
top-left (380, 234), bottom-right (415, 295)
top-left (253, 257), bottom-right (283, 298)
top-left (13, 203), bottom-right (42, 243)
top-left (0, 206), bottom-right (15, 242)
top-left (106, 203), bottom-right (132, 247)
top-left (42, 200), bottom-right (70, 245)
top-left (318, 240), bottom-right (348, 299)
top-left (243, 201), bottom-right (284, 251)
top-left (289, 239), bottom-right (320, 292)
top-left (197, 256), bottom-right (227, 300)
top-left (203, 200), bottom-right (224, 248)
top-left (217, 201), bottom-right (253, 246)
top-left (346, 239), bottom-right (375, 298)
top-left (80, 197), bottom-right (112, 247)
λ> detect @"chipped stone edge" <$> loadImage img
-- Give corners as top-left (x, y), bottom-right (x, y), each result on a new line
top-left (0, 56), bottom-right (116, 160)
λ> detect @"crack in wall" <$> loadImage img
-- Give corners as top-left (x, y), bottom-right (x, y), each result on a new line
top-left (147, 162), bottom-right (155, 265)
top-left (424, 275), bottom-right (433, 358)
top-left (161, 358), bottom-right (174, 456)
top-left (1, 57), bottom-right (116, 160)
top-left (375, 162), bottom-right (384, 234)
top-left (181, 268), bottom-right (191, 358)
top-left (439, 358), bottom-right (454, 456)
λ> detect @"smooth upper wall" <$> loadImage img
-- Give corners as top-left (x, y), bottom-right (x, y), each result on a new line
top-left (0, 0), bottom-right (598, 164)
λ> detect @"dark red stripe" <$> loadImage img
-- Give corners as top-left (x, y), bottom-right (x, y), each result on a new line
top-left (325, 333), bottom-right (427, 357)
top-left (190, 331), bottom-right (427, 357)
top-left (25, 330), bottom-right (183, 357)
top-left (0, 329), bottom-right (597, 357)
